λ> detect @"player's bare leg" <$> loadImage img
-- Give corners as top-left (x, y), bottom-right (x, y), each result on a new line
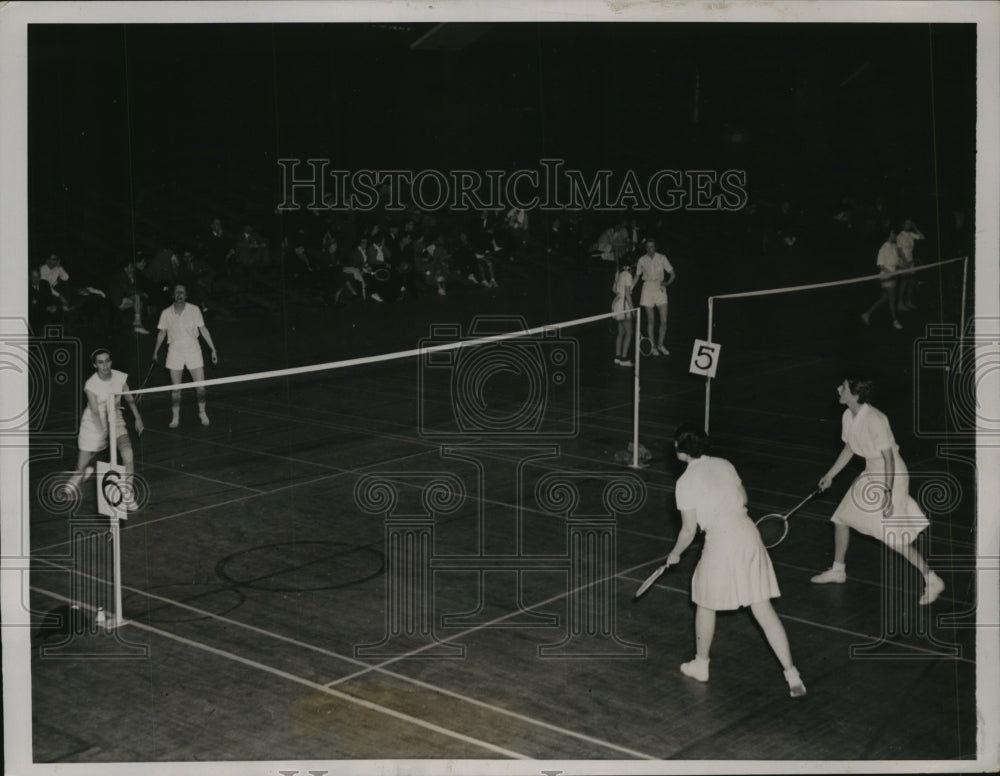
top-left (750, 600), bottom-right (806, 697)
top-left (190, 366), bottom-right (210, 425)
top-left (168, 368), bottom-right (184, 427)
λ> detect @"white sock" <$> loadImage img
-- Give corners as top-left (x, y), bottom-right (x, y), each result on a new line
top-left (832, 561), bottom-right (846, 572)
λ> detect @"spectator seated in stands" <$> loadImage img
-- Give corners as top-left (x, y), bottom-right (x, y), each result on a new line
top-left (204, 218), bottom-right (236, 276)
top-left (29, 268), bottom-right (62, 332)
top-left (415, 237), bottom-right (449, 297)
top-left (347, 236), bottom-right (382, 303)
top-left (234, 223), bottom-right (271, 280)
top-left (179, 250), bottom-right (218, 313)
top-left (145, 248), bottom-right (183, 309)
top-left (106, 258), bottom-right (150, 334)
top-left (39, 254), bottom-right (73, 311)
top-left (593, 221), bottom-right (630, 263)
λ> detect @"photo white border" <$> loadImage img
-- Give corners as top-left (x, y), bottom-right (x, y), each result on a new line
top-left (2, 2), bottom-right (997, 775)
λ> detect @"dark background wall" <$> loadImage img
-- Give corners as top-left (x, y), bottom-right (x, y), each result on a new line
top-left (27, 22), bottom-right (976, 282)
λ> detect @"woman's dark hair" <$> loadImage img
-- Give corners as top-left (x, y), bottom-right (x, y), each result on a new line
top-left (674, 422), bottom-right (710, 458)
top-left (846, 378), bottom-right (874, 405)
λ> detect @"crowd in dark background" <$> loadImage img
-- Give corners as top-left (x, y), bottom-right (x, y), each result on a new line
top-left (28, 181), bottom-right (968, 343)
top-left (25, 22), bottom-right (976, 346)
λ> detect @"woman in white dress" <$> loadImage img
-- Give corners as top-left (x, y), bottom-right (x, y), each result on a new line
top-left (611, 259), bottom-right (635, 367)
top-left (667, 424), bottom-right (806, 697)
top-left (810, 378), bottom-right (945, 605)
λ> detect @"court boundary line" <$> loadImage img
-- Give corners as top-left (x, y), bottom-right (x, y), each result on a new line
top-left (140, 461), bottom-right (267, 494)
top-left (28, 537), bottom-right (974, 766)
top-left (28, 578), bottom-right (659, 760)
top-left (33, 436), bottom-right (975, 593)
top-left (28, 582), bottom-right (532, 760)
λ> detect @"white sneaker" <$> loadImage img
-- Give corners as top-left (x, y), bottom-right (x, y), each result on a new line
top-left (199, 412), bottom-right (211, 427)
top-left (784, 667), bottom-right (807, 698)
top-left (614, 358), bottom-right (622, 366)
top-left (437, 287), bottom-right (446, 296)
top-left (918, 572), bottom-right (945, 605)
top-left (810, 567), bottom-right (847, 584)
top-left (371, 292), bottom-right (384, 303)
top-left (169, 418), bottom-right (179, 428)
top-left (658, 345), bottom-right (670, 356)
top-left (133, 325), bottom-right (150, 335)
top-left (680, 658), bottom-right (709, 682)
top-left (893, 320), bottom-right (903, 330)
top-left (468, 273), bottom-right (478, 283)
top-left (619, 359), bottom-right (633, 367)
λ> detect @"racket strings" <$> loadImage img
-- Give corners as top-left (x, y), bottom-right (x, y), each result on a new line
top-left (755, 514), bottom-right (789, 548)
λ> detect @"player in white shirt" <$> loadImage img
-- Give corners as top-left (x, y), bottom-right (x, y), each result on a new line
top-left (810, 378), bottom-right (944, 605)
top-left (895, 218), bottom-right (924, 311)
top-left (64, 349), bottom-right (144, 508)
top-left (634, 239), bottom-right (676, 356)
top-left (861, 230), bottom-right (903, 330)
top-left (611, 259), bottom-right (635, 366)
top-left (665, 423), bottom-right (806, 697)
top-left (153, 284), bottom-right (219, 427)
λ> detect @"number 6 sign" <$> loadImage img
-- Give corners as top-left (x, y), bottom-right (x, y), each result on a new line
top-left (689, 339), bottom-right (721, 378)
top-left (97, 461), bottom-right (128, 520)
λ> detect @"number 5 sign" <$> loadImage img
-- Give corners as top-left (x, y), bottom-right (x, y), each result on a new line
top-left (689, 339), bottom-right (721, 378)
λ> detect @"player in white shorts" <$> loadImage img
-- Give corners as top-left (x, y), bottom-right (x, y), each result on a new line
top-left (153, 283), bottom-right (219, 427)
top-left (634, 238), bottom-right (676, 356)
top-left (64, 349), bottom-right (145, 508)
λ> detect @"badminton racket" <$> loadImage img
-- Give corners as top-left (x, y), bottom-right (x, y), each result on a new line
top-left (754, 488), bottom-right (821, 549)
top-left (633, 562), bottom-right (669, 601)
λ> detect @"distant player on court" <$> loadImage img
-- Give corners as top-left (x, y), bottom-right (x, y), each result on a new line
top-left (64, 349), bottom-right (144, 507)
top-left (152, 283), bottom-right (219, 427)
top-left (665, 423), bottom-right (806, 697)
top-left (634, 238), bottom-right (675, 356)
top-left (611, 257), bottom-right (635, 367)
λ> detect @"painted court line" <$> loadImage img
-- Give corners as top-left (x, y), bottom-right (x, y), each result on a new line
top-left (30, 576), bottom-right (658, 759)
top-left (124, 618), bottom-right (532, 759)
top-left (141, 461), bottom-right (267, 494)
top-left (32, 446), bottom-right (436, 555)
top-left (617, 567), bottom-right (975, 665)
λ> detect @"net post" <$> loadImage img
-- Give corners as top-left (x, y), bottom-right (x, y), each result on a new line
top-left (704, 297), bottom-right (715, 434)
top-left (106, 393), bottom-right (125, 630)
top-left (631, 306), bottom-right (641, 468)
top-left (958, 256), bottom-right (968, 375)
top-left (108, 393), bottom-right (118, 467)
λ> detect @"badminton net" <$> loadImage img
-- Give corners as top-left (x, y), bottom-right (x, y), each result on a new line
top-left (96, 308), bottom-right (647, 626)
top-left (701, 255), bottom-right (969, 435)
